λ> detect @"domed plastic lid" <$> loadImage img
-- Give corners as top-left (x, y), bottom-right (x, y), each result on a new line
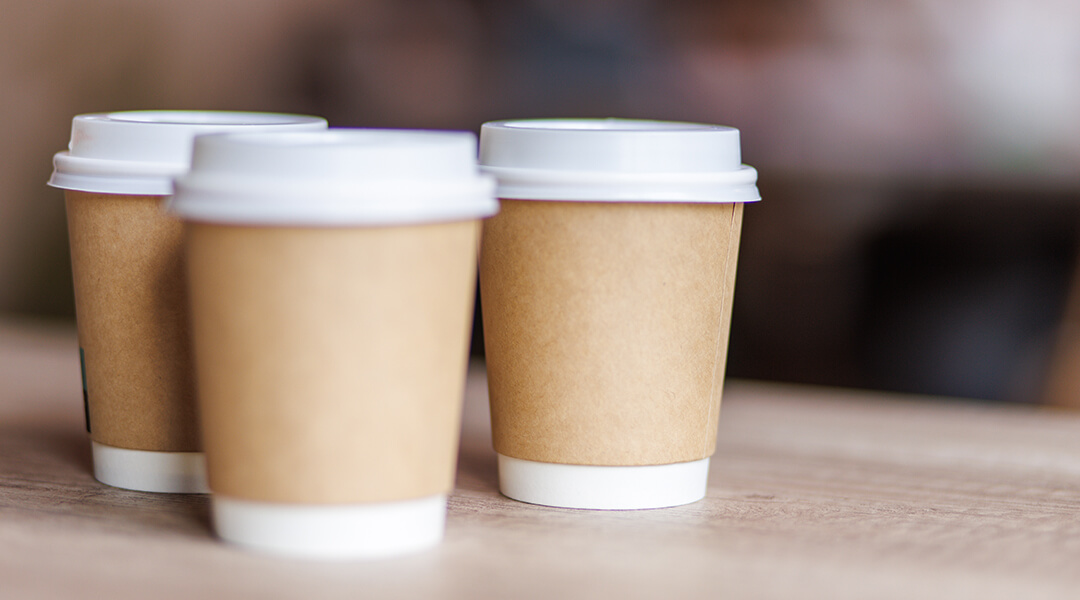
top-left (479, 118), bottom-right (759, 203)
top-left (49, 111), bottom-right (328, 195)
top-left (169, 129), bottom-right (497, 226)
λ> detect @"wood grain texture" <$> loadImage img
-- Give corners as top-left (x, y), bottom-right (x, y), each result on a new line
top-left (3, 318), bottom-right (1080, 599)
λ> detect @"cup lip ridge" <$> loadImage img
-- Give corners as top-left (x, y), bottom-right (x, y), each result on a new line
top-left (487, 117), bottom-right (736, 132)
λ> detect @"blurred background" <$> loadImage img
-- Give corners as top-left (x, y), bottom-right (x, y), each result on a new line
top-left (3, 0), bottom-right (1080, 403)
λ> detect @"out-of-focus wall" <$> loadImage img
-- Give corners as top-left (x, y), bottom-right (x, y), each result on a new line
top-left (0, 0), bottom-right (346, 316)
top-left (645, 0), bottom-right (1080, 401)
top-left (4, 0), bottom-right (1079, 401)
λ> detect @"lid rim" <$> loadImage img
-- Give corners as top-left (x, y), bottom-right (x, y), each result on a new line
top-left (480, 163), bottom-right (760, 203)
top-left (169, 191), bottom-right (499, 227)
top-left (482, 118), bottom-right (739, 133)
top-left (48, 172), bottom-right (175, 196)
top-left (479, 163), bottom-right (759, 181)
top-left (489, 188), bottom-right (761, 204)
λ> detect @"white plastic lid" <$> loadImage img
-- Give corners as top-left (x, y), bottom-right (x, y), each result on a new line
top-left (479, 118), bottom-right (760, 203)
top-left (169, 129), bottom-right (498, 226)
top-left (49, 111), bottom-right (328, 195)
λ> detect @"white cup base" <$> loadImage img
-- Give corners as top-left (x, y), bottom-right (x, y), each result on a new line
top-left (497, 454), bottom-right (710, 510)
top-left (212, 494), bottom-right (447, 560)
top-left (91, 442), bottom-right (209, 493)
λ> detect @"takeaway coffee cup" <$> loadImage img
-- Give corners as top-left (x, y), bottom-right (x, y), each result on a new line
top-left (478, 118), bottom-right (759, 509)
top-left (49, 111), bottom-right (328, 493)
top-left (169, 129), bottom-right (496, 559)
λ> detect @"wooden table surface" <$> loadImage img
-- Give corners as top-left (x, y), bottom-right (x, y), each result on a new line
top-left (4, 317), bottom-right (1080, 599)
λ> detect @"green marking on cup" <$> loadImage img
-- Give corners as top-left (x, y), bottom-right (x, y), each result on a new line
top-left (79, 347), bottom-right (90, 433)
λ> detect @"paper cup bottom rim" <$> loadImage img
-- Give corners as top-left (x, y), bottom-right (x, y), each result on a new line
top-left (212, 495), bottom-right (446, 560)
top-left (497, 454), bottom-right (710, 510)
top-left (91, 442), bottom-right (209, 494)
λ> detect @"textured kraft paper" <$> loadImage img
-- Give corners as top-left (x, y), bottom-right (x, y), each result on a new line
top-left (480, 200), bottom-right (744, 466)
top-left (186, 220), bottom-right (479, 504)
top-left (64, 191), bottom-right (198, 452)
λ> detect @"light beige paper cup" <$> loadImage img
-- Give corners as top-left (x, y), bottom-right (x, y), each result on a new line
top-left (478, 119), bottom-right (759, 509)
top-left (49, 111), bottom-right (328, 493)
top-left (63, 190), bottom-right (203, 491)
top-left (170, 129), bottom-right (496, 559)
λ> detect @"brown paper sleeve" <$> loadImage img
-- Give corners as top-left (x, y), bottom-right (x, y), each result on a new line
top-left (65, 191), bottom-right (198, 452)
top-left (186, 221), bottom-right (479, 504)
top-left (480, 200), bottom-right (743, 466)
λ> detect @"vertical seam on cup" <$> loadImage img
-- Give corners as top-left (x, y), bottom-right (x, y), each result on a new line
top-left (704, 203), bottom-right (738, 457)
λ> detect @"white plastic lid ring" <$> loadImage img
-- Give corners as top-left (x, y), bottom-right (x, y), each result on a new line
top-left (169, 129), bottom-right (498, 226)
top-left (479, 118), bottom-right (760, 203)
top-left (49, 111), bottom-right (328, 195)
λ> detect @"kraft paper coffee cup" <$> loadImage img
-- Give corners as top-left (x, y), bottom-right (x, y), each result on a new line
top-left (169, 129), bottom-right (496, 559)
top-left (478, 118), bottom-right (759, 509)
top-left (49, 111), bottom-right (328, 493)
